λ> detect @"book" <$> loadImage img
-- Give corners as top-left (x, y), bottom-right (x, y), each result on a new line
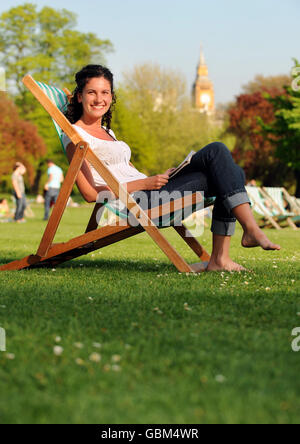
top-left (168, 150), bottom-right (196, 179)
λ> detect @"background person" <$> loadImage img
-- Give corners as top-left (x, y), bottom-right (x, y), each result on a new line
top-left (11, 162), bottom-right (27, 223)
top-left (44, 159), bottom-right (64, 221)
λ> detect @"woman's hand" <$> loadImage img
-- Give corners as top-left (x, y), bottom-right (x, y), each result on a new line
top-left (143, 175), bottom-right (170, 190)
top-left (164, 168), bottom-right (176, 176)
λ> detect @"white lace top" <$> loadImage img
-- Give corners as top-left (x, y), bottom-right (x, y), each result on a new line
top-left (62, 125), bottom-right (147, 187)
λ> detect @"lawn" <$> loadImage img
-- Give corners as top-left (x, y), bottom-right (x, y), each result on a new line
top-left (0, 204), bottom-right (299, 424)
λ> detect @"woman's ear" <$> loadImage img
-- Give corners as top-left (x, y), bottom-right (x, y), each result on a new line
top-left (77, 92), bottom-right (82, 103)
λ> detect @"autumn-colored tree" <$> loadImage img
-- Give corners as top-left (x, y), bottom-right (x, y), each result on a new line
top-left (226, 89), bottom-right (290, 185)
top-left (0, 92), bottom-right (46, 190)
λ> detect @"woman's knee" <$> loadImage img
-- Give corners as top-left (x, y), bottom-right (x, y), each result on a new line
top-left (205, 141), bottom-right (231, 158)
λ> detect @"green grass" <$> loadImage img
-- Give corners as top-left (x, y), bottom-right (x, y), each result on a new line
top-left (0, 204), bottom-right (300, 424)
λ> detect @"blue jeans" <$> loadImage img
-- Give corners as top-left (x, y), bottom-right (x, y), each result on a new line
top-left (14, 193), bottom-right (27, 221)
top-left (133, 142), bottom-right (250, 236)
top-left (44, 188), bottom-right (60, 220)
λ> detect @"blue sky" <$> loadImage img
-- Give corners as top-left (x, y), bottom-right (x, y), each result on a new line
top-left (1, 0), bottom-right (299, 104)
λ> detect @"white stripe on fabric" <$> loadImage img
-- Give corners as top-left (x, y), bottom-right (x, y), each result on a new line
top-left (36, 81), bottom-right (69, 144)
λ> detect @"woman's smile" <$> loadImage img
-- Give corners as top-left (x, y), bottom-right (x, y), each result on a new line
top-left (78, 77), bottom-right (113, 123)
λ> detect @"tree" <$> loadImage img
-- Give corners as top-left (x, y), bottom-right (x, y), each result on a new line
top-left (260, 61), bottom-right (300, 196)
top-left (226, 88), bottom-right (292, 185)
top-left (113, 63), bottom-right (221, 175)
top-left (242, 74), bottom-right (291, 95)
top-left (0, 92), bottom-right (46, 191)
top-left (0, 3), bottom-right (113, 99)
top-left (0, 3), bottom-right (113, 191)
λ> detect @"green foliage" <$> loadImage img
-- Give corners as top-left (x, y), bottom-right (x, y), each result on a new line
top-left (112, 88), bottom-right (158, 175)
top-left (0, 3), bottom-right (113, 190)
top-left (225, 65), bottom-right (300, 187)
top-left (259, 60), bottom-right (300, 194)
top-left (242, 74), bottom-right (291, 94)
top-left (0, 205), bottom-right (299, 423)
top-left (0, 3), bottom-right (113, 95)
top-left (113, 64), bottom-right (222, 175)
top-left (261, 61), bottom-right (300, 171)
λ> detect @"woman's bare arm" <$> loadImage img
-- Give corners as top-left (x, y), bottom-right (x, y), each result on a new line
top-left (66, 144), bottom-right (170, 201)
top-left (66, 143), bottom-right (113, 203)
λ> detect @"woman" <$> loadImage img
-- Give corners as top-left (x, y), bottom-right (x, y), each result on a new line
top-left (11, 162), bottom-right (27, 223)
top-left (63, 65), bottom-right (280, 272)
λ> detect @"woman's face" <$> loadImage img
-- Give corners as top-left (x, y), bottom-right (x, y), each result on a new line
top-left (78, 76), bottom-right (113, 122)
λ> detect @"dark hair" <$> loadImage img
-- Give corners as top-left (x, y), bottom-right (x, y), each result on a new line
top-left (46, 159), bottom-right (54, 164)
top-left (65, 65), bottom-right (116, 133)
top-left (13, 162), bottom-right (22, 171)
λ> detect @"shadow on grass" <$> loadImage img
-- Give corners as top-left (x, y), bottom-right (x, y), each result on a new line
top-left (0, 256), bottom-right (174, 274)
top-left (60, 258), bottom-right (171, 273)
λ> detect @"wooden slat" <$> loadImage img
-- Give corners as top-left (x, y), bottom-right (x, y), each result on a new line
top-left (37, 142), bottom-right (89, 257)
top-left (174, 224), bottom-right (211, 261)
top-left (149, 192), bottom-right (203, 221)
top-left (62, 87), bottom-right (72, 102)
top-left (46, 194), bottom-right (203, 263)
top-left (0, 225), bottom-right (141, 271)
top-left (0, 194), bottom-right (204, 271)
top-left (86, 149), bottom-right (193, 272)
top-left (0, 255), bottom-right (42, 271)
top-left (85, 203), bottom-right (104, 233)
top-left (34, 226), bottom-right (145, 269)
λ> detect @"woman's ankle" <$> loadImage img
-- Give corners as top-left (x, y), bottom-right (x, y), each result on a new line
top-left (210, 253), bottom-right (231, 266)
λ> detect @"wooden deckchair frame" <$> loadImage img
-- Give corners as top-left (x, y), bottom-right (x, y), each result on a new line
top-left (0, 75), bottom-right (211, 272)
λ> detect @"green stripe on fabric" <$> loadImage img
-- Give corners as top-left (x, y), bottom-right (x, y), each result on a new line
top-left (36, 81), bottom-right (67, 146)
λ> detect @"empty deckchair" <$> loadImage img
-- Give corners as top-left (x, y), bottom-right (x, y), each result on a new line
top-left (261, 187), bottom-right (299, 230)
top-left (245, 186), bottom-right (281, 229)
top-left (0, 75), bottom-right (215, 272)
top-left (292, 197), bottom-right (300, 214)
top-left (278, 190), bottom-right (300, 216)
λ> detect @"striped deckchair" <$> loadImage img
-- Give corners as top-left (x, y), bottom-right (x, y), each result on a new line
top-left (293, 197), bottom-right (300, 214)
top-left (262, 187), bottom-right (300, 230)
top-left (0, 75), bottom-right (215, 272)
top-left (36, 81), bottom-right (70, 151)
top-left (245, 186), bottom-right (281, 229)
top-left (279, 192), bottom-right (300, 216)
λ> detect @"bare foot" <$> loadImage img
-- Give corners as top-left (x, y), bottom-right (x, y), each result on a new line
top-left (242, 228), bottom-right (281, 250)
top-left (207, 257), bottom-right (247, 272)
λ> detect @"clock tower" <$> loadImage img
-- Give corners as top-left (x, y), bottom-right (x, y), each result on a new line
top-left (192, 47), bottom-right (215, 114)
